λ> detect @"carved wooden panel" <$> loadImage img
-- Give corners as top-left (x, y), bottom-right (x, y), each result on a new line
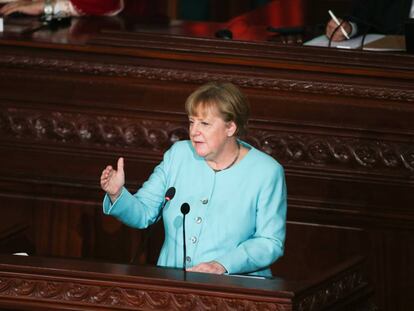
top-left (1, 105), bottom-right (413, 179)
top-left (0, 255), bottom-right (372, 311)
top-left (0, 276), bottom-right (289, 310)
top-left (2, 54), bottom-right (414, 102)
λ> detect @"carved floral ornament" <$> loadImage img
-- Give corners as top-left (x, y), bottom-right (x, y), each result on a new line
top-left (2, 55), bottom-right (414, 102)
top-left (297, 271), bottom-right (364, 311)
top-left (1, 108), bottom-right (413, 174)
top-left (0, 277), bottom-right (288, 311)
top-left (0, 270), bottom-right (368, 311)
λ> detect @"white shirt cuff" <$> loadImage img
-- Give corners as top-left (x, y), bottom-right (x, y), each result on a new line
top-left (349, 21), bottom-right (358, 38)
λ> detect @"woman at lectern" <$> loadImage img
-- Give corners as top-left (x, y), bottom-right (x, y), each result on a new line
top-left (100, 82), bottom-right (287, 277)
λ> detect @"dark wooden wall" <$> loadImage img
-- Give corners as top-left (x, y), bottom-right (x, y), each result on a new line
top-left (0, 16), bottom-right (413, 311)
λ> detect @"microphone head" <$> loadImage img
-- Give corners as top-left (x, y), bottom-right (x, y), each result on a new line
top-left (165, 187), bottom-right (176, 201)
top-left (215, 28), bottom-right (233, 40)
top-left (180, 203), bottom-right (190, 215)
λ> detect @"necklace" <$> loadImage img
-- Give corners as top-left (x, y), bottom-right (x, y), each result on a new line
top-left (213, 142), bottom-right (240, 172)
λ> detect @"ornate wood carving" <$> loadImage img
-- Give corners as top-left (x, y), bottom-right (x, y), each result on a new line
top-left (0, 255), bottom-right (370, 311)
top-left (1, 107), bottom-right (413, 175)
top-left (2, 55), bottom-right (414, 102)
top-left (297, 271), bottom-right (364, 311)
top-left (0, 108), bottom-right (187, 152)
top-left (0, 276), bottom-right (288, 311)
top-left (252, 133), bottom-right (414, 174)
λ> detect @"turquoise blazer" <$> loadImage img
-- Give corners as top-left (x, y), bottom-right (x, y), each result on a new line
top-left (103, 140), bottom-right (287, 276)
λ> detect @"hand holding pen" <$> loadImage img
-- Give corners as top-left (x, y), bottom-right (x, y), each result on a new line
top-left (326, 10), bottom-right (352, 41)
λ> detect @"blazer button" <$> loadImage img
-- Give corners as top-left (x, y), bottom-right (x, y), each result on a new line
top-left (201, 198), bottom-right (208, 204)
top-left (186, 256), bottom-right (192, 263)
top-left (191, 236), bottom-right (198, 244)
top-left (195, 217), bottom-right (202, 224)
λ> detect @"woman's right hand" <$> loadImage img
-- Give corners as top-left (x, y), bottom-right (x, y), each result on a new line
top-left (326, 18), bottom-right (352, 42)
top-left (100, 157), bottom-right (125, 202)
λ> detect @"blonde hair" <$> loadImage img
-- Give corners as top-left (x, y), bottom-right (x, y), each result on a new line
top-left (185, 82), bottom-right (250, 136)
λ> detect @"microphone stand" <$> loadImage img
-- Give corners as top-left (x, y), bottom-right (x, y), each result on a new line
top-left (180, 203), bottom-right (190, 272)
top-left (182, 215), bottom-right (187, 271)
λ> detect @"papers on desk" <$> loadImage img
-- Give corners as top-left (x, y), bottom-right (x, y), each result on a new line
top-left (363, 35), bottom-right (406, 51)
top-left (13, 252), bottom-right (29, 256)
top-left (230, 274), bottom-right (268, 280)
top-left (304, 34), bottom-right (406, 51)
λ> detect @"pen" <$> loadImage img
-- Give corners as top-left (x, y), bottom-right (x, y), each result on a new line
top-left (328, 10), bottom-right (350, 40)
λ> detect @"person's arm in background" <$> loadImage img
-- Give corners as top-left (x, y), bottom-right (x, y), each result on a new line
top-left (0, 0), bottom-right (124, 16)
top-left (325, 0), bottom-right (374, 41)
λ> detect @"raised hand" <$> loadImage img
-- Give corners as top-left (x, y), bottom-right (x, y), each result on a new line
top-left (100, 157), bottom-right (125, 203)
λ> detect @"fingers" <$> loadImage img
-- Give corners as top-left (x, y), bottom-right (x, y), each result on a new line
top-left (326, 19), bottom-right (351, 42)
top-left (1, 2), bottom-right (21, 15)
top-left (187, 261), bottom-right (226, 274)
top-left (100, 165), bottom-right (113, 188)
top-left (117, 157), bottom-right (124, 172)
top-left (0, 1), bottom-right (44, 16)
top-left (100, 158), bottom-right (125, 194)
top-left (187, 263), bottom-right (216, 273)
top-left (0, 4), bottom-right (19, 15)
top-left (100, 157), bottom-right (125, 192)
top-left (101, 165), bottom-right (113, 178)
top-left (326, 20), bottom-right (338, 37)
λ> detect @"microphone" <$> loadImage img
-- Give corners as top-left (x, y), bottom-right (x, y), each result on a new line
top-left (153, 187), bottom-right (176, 224)
top-left (180, 203), bottom-right (190, 271)
top-left (215, 28), bottom-right (233, 40)
top-left (22, 15), bottom-right (72, 35)
top-left (130, 187), bottom-right (176, 264)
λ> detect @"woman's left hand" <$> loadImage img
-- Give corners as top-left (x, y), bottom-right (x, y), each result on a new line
top-left (187, 261), bottom-right (226, 274)
top-left (0, 0), bottom-right (44, 16)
